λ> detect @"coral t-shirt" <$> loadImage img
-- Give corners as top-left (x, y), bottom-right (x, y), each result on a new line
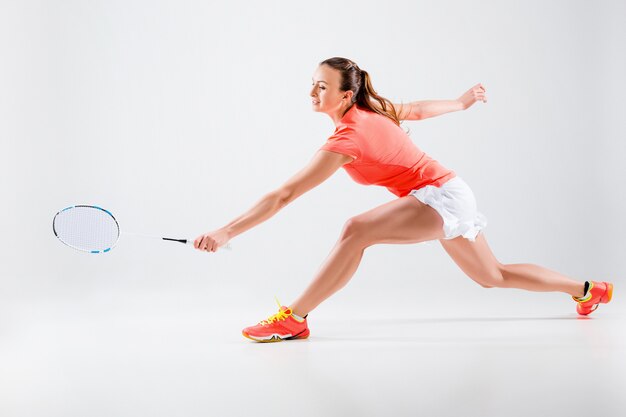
top-left (319, 104), bottom-right (456, 197)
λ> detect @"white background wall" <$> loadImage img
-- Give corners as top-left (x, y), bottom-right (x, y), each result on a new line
top-left (1, 0), bottom-right (625, 319)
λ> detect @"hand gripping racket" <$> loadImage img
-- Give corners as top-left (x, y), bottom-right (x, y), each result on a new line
top-left (52, 205), bottom-right (232, 253)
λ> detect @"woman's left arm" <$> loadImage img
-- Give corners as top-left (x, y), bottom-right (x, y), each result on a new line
top-left (397, 83), bottom-right (487, 120)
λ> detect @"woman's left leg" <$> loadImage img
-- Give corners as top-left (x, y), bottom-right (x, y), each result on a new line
top-left (439, 232), bottom-right (586, 298)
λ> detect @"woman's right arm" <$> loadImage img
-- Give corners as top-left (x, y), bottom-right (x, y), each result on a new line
top-left (194, 150), bottom-right (353, 252)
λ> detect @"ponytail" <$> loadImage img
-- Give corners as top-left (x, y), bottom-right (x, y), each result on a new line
top-left (355, 69), bottom-right (401, 126)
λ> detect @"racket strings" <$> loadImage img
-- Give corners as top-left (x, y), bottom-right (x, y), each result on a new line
top-left (53, 206), bottom-right (120, 252)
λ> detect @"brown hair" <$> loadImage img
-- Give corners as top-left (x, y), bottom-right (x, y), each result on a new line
top-left (319, 57), bottom-right (401, 126)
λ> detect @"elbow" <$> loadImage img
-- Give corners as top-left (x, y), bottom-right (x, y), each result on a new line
top-left (411, 103), bottom-right (424, 120)
top-left (270, 189), bottom-right (293, 209)
top-left (413, 109), bottom-right (426, 120)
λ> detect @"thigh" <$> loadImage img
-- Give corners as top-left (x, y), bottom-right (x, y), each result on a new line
top-left (347, 195), bottom-right (446, 245)
top-left (439, 232), bottom-right (503, 285)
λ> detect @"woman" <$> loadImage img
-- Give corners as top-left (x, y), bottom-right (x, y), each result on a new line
top-left (194, 57), bottom-right (614, 342)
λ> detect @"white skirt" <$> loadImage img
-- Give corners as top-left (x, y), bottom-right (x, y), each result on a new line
top-left (408, 176), bottom-right (488, 242)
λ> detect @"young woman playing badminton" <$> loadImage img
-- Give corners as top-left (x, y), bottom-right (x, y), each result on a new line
top-left (194, 57), bottom-right (613, 342)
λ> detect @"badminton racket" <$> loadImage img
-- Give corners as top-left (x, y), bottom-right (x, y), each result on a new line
top-left (53, 205), bottom-right (232, 253)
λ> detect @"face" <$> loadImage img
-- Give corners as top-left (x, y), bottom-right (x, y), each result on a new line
top-left (310, 64), bottom-right (353, 114)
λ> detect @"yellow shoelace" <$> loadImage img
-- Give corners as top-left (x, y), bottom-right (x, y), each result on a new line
top-left (259, 296), bottom-right (290, 326)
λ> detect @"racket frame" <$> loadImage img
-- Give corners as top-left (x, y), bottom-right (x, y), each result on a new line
top-left (52, 205), bottom-right (120, 253)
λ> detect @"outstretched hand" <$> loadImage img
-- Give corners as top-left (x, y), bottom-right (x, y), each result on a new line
top-left (194, 228), bottom-right (231, 253)
top-left (457, 83), bottom-right (487, 110)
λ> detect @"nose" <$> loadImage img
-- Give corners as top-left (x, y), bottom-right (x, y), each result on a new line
top-left (310, 85), bottom-right (317, 97)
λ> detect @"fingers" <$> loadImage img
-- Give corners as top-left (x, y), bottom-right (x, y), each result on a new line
top-left (194, 235), bottom-right (218, 252)
top-left (202, 236), bottom-right (216, 252)
top-left (474, 83), bottom-right (487, 103)
top-left (194, 236), bottom-right (211, 250)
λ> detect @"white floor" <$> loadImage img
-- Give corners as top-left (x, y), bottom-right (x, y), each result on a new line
top-left (2, 288), bottom-right (625, 417)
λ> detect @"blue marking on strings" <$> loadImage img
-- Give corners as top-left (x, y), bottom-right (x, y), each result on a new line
top-left (103, 248), bottom-right (111, 252)
top-left (90, 250), bottom-right (99, 254)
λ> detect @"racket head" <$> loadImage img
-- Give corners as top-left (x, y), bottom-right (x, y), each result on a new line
top-left (53, 205), bottom-right (120, 253)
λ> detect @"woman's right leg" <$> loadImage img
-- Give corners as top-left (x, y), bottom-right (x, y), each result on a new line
top-left (289, 195), bottom-right (446, 316)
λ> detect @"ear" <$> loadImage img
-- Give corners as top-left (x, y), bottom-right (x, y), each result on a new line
top-left (343, 90), bottom-right (354, 102)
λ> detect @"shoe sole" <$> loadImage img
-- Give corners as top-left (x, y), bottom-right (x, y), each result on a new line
top-left (242, 328), bottom-right (310, 343)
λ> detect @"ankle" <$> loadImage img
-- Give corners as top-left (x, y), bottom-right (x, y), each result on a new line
top-left (573, 281), bottom-right (589, 299)
top-left (288, 304), bottom-right (306, 318)
top-left (291, 309), bottom-right (307, 319)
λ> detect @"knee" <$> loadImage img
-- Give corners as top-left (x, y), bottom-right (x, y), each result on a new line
top-left (339, 216), bottom-right (371, 244)
top-left (473, 265), bottom-right (506, 288)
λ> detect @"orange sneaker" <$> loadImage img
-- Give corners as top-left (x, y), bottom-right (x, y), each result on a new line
top-left (242, 300), bottom-right (310, 342)
top-left (573, 281), bottom-right (614, 315)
